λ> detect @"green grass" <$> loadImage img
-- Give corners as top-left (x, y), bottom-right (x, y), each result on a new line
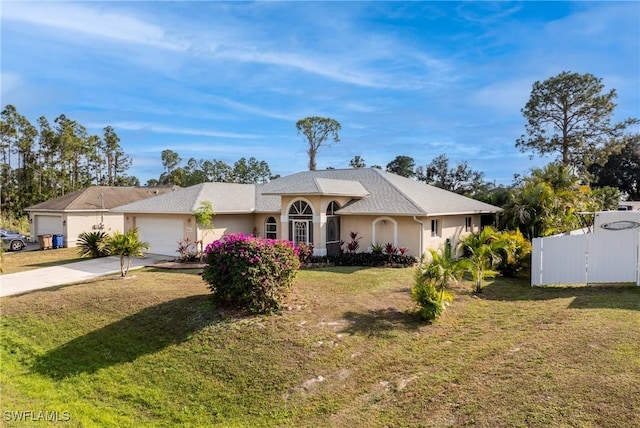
top-left (1, 265), bottom-right (639, 427)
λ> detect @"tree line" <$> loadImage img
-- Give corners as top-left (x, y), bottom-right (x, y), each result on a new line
top-left (0, 106), bottom-right (278, 216)
top-left (1, 105), bottom-right (136, 215)
top-left (146, 149), bottom-right (275, 187)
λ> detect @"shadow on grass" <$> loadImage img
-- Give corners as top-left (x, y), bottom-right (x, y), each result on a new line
top-left (303, 266), bottom-right (372, 275)
top-left (34, 294), bottom-right (223, 379)
top-left (481, 277), bottom-right (640, 311)
top-left (341, 307), bottom-right (420, 337)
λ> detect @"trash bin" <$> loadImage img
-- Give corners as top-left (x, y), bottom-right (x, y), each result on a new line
top-left (38, 234), bottom-right (53, 250)
top-left (53, 234), bottom-right (64, 249)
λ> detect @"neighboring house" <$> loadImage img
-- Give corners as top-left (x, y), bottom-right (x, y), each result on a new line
top-left (25, 186), bottom-right (176, 247)
top-left (113, 168), bottom-right (501, 258)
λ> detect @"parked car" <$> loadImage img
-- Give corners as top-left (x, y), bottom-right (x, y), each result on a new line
top-left (0, 229), bottom-right (28, 251)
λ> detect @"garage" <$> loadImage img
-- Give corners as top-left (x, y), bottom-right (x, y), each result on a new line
top-left (34, 215), bottom-right (63, 237)
top-left (135, 217), bottom-right (185, 257)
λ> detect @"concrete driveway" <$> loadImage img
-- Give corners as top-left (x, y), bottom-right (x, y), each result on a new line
top-left (1, 254), bottom-right (171, 297)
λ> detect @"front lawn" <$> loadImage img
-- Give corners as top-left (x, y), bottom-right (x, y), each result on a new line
top-left (1, 247), bottom-right (82, 274)
top-left (1, 267), bottom-right (639, 427)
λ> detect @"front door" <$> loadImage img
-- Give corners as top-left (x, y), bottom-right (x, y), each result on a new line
top-left (292, 220), bottom-right (310, 245)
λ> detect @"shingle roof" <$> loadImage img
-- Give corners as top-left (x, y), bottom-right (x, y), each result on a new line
top-left (258, 168), bottom-right (501, 216)
top-left (25, 186), bottom-right (176, 211)
top-left (262, 177), bottom-right (369, 197)
top-left (112, 182), bottom-right (256, 214)
top-left (110, 169), bottom-right (502, 217)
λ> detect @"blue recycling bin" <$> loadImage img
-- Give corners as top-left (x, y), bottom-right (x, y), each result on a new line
top-left (53, 234), bottom-right (64, 249)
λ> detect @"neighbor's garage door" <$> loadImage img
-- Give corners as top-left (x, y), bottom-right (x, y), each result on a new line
top-left (35, 215), bottom-right (63, 236)
top-left (135, 217), bottom-right (184, 257)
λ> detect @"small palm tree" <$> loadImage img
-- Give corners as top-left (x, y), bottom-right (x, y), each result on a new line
top-left (108, 228), bottom-right (150, 277)
top-left (420, 247), bottom-right (465, 299)
top-left (412, 247), bottom-right (464, 321)
top-left (458, 226), bottom-right (505, 293)
top-left (77, 231), bottom-right (111, 258)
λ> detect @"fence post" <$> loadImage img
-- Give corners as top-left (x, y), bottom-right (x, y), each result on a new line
top-left (636, 229), bottom-right (640, 286)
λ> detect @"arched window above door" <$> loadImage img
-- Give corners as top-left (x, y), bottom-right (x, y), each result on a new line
top-left (289, 200), bottom-right (313, 217)
top-left (327, 201), bottom-right (340, 216)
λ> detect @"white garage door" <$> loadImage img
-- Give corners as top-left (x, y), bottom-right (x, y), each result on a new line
top-left (135, 217), bottom-right (185, 257)
top-left (35, 215), bottom-right (63, 236)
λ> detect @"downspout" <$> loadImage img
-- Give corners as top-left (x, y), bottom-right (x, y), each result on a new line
top-left (413, 216), bottom-right (425, 260)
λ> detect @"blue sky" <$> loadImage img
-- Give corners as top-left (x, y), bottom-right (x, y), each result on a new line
top-left (2, 1), bottom-right (639, 185)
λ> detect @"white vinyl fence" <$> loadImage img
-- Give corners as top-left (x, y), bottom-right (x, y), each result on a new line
top-left (531, 230), bottom-right (640, 286)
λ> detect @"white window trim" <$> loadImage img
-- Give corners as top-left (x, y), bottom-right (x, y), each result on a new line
top-left (265, 217), bottom-right (277, 239)
top-left (431, 218), bottom-right (441, 238)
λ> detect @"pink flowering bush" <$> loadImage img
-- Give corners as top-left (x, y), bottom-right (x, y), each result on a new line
top-left (202, 233), bottom-right (301, 314)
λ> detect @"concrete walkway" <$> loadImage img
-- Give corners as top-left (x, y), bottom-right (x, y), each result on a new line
top-left (0, 254), bottom-right (171, 297)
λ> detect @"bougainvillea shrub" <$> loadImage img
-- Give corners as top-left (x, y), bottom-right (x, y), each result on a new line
top-left (202, 233), bottom-right (300, 314)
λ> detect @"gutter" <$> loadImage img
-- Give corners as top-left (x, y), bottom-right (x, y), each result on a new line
top-left (413, 216), bottom-right (425, 260)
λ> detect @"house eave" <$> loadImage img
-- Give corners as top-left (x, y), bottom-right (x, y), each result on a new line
top-left (425, 209), bottom-right (502, 216)
top-left (112, 209), bottom-right (257, 215)
top-left (336, 211), bottom-right (426, 217)
top-left (25, 208), bottom-right (111, 213)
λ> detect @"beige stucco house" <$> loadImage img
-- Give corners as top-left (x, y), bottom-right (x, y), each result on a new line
top-left (112, 168), bottom-right (501, 258)
top-left (25, 186), bottom-right (176, 247)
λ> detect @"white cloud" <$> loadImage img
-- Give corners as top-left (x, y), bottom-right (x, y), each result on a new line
top-left (3, 2), bottom-right (457, 91)
top-left (0, 72), bottom-right (22, 97)
top-left (90, 122), bottom-right (261, 139)
top-left (207, 96), bottom-right (295, 122)
top-left (468, 78), bottom-right (534, 114)
top-left (455, 2), bottom-right (523, 24)
top-left (2, 2), bottom-right (188, 51)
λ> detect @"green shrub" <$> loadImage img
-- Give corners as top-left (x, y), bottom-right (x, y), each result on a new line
top-left (202, 233), bottom-right (300, 314)
top-left (411, 248), bottom-right (461, 321)
top-left (329, 252), bottom-right (417, 267)
top-left (411, 266), bottom-right (453, 321)
top-left (496, 229), bottom-right (532, 277)
top-left (371, 242), bottom-right (384, 254)
top-left (77, 231), bottom-right (111, 258)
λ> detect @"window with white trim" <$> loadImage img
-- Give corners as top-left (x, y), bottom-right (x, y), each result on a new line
top-left (265, 216), bottom-right (277, 239)
top-left (465, 216), bottom-right (472, 232)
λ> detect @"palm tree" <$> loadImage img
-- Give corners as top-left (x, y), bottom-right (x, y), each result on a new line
top-left (458, 226), bottom-right (505, 293)
top-left (77, 231), bottom-right (111, 258)
top-left (108, 228), bottom-right (150, 277)
top-left (420, 247), bottom-right (465, 299)
top-left (412, 247), bottom-right (464, 320)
